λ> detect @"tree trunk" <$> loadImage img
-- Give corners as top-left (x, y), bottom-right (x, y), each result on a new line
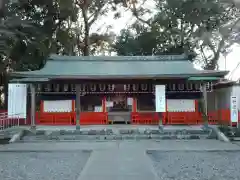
top-left (82, 8), bottom-right (90, 56)
top-left (83, 25), bottom-right (90, 56)
top-left (3, 73), bottom-right (8, 110)
top-left (204, 56), bottom-right (219, 70)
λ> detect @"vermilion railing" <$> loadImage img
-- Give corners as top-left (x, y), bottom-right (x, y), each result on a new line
top-left (0, 110), bottom-right (237, 126)
top-left (0, 112), bottom-right (23, 131)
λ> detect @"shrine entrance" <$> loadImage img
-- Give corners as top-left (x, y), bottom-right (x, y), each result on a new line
top-left (10, 54), bottom-right (227, 126)
top-left (106, 85), bottom-right (133, 124)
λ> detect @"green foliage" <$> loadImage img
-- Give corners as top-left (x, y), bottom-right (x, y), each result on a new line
top-left (113, 23), bottom-right (196, 58)
top-left (75, 0), bottom-right (125, 55)
top-left (1, 0), bottom-right (79, 71)
top-left (113, 0), bottom-right (238, 69)
top-left (0, 0), bottom-right (79, 107)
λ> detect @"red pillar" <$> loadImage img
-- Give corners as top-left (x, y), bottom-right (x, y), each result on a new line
top-left (102, 96), bottom-right (107, 124)
top-left (133, 97), bottom-right (137, 112)
top-left (102, 96), bottom-right (106, 112)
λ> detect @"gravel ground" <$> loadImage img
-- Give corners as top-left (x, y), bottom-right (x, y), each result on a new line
top-left (148, 150), bottom-right (240, 180)
top-left (0, 151), bottom-right (91, 180)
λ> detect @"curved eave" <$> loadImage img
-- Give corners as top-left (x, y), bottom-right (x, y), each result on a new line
top-left (10, 71), bottom-right (229, 80)
top-left (10, 77), bottom-right (50, 83)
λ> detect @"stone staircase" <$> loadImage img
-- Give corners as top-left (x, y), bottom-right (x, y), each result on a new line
top-left (0, 126), bottom-right (31, 144)
top-left (0, 128), bottom-right (20, 144)
top-left (19, 126), bottom-right (216, 142)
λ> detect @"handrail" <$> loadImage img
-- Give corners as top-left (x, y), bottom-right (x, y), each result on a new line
top-left (0, 113), bottom-right (25, 131)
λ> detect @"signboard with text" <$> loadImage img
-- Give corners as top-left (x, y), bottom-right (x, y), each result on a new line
top-left (8, 84), bottom-right (27, 118)
top-left (155, 85), bottom-right (166, 112)
top-left (230, 96), bottom-right (238, 126)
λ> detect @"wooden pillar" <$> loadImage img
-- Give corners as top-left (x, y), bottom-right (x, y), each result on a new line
top-left (202, 83), bottom-right (208, 114)
top-left (75, 84), bottom-right (81, 130)
top-left (103, 96), bottom-right (106, 112)
top-left (214, 90), bottom-right (218, 121)
top-left (30, 84), bottom-right (36, 128)
top-left (133, 97), bottom-right (137, 112)
top-left (201, 83), bottom-right (209, 127)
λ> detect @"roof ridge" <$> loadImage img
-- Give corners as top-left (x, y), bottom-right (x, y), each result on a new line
top-left (48, 54), bottom-right (188, 61)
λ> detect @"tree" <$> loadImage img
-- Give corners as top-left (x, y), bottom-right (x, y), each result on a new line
top-left (195, 1), bottom-right (240, 70)
top-left (113, 26), bottom-right (196, 59)
top-left (113, 0), bottom-right (238, 69)
top-left (6, 0), bottom-right (79, 70)
top-left (74, 0), bottom-right (124, 56)
top-left (0, 0), bottom-right (79, 108)
top-left (113, 29), bottom-right (158, 56)
top-left (0, 0), bottom-right (41, 108)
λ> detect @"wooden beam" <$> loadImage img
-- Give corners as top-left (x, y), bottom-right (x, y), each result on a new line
top-left (75, 84), bottom-right (81, 130)
top-left (30, 84), bottom-right (36, 128)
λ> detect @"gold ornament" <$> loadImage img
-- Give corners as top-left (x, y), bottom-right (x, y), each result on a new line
top-left (141, 84), bottom-right (148, 91)
top-left (99, 84), bottom-right (106, 91)
top-left (63, 84), bottom-right (68, 92)
top-left (71, 84), bottom-right (76, 91)
top-left (178, 83), bottom-right (184, 91)
top-left (90, 84), bottom-right (96, 91)
top-left (108, 84), bottom-right (115, 91)
top-left (186, 83), bottom-right (193, 91)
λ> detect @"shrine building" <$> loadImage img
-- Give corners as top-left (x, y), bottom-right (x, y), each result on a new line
top-left (10, 54), bottom-right (228, 126)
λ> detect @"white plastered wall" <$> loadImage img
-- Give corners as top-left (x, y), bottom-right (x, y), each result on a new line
top-left (167, 99), bottom-right (195, 112)
top-left (43, 100), bottom-right (72, 112)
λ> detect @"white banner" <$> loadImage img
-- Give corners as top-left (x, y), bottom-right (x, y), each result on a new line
top-left (127, 97), bottom-right (133, 106)
top-left (94, 106), bottom-right (103, 112)
top-left (155, 85), bottom-right (166, 112)
top-left (230, 96), bottom-right (238, 124)
top-left (106, 101), bottom-right (114, 107)
top-left (8, 84), bottom-right (27, 118)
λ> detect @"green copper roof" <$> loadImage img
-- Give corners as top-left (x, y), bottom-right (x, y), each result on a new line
top-left (10, 54), bottom-right (228, 79)
top-left (188, 77), bottom-right (221, 81)
top-left (10, 78), bottom-right (50, 83)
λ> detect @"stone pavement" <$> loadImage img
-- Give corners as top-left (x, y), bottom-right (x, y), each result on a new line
top-left (1, 140), bottom-right (240, 152)
top-left (78, 148), bottom-right (158, 180)
top-left (1, 140), bottom-right (240, 180)
top-left (76, 140), bottom-right (240, 180)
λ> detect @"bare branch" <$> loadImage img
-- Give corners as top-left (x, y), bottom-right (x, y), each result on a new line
top-left (88, 5), bottom-right (105, 26)
top-left (200, 45), bottom-right (208, 65)
top-left (129, 0), bottom-right (151, 26)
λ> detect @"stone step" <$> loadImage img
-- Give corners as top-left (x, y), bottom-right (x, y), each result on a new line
top-left (20, 133), bottom-right (211, 142)
top-left (25, 129), bottom-right (210, 136)
top-left (17, 127), bottom-right (213, 143)
top-left (232, 137), bottom-right (240, 141)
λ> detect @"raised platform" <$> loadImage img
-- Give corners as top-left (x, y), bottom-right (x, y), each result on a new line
top-left (18, 125), bottom-right (215, 142)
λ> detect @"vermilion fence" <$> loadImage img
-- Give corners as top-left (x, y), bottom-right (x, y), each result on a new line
top-left (0, 112), bottom-right (24, 131)
top-left (0, 109), bottom-right (238, 126)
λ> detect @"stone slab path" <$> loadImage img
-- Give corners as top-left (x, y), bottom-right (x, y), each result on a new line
top-left (2, 140), bottom-right (240, 180)
top-left (77, 148), bottom-right (158, 180)
top-left (1, 140), bottom-right (240, 152)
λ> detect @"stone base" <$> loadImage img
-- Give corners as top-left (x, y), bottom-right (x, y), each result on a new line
top-left (19, 125), bottom-right (214, 142)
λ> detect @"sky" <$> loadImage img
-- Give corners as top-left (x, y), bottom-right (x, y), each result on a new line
top-left (90, 2), bottom-right (240, 81)
top-left (218, 44), bottom-right (240, 81)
